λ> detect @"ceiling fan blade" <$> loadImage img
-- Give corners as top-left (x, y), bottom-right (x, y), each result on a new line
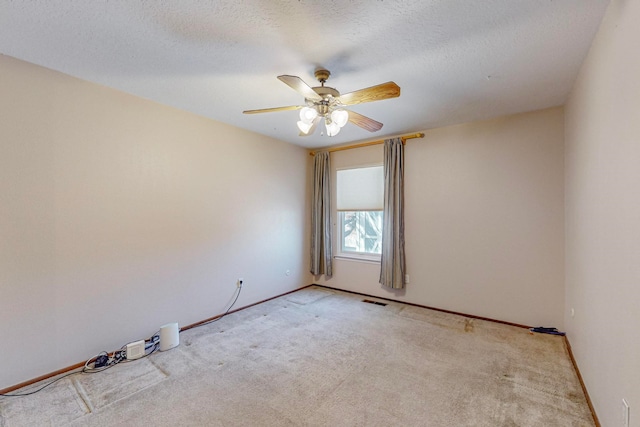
top-left (278, 75), bottom-right (323, 101)
top-left (243, 105), bottom-right (303, 114)
top-left (299, 116), bottom-right (322, 136)
top-left (347, 110), bottom-right (383, 132)
top-left (338, 82), bottom-right (400, 106)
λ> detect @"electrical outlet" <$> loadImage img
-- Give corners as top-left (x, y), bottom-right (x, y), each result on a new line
top-left (404, 274), bottom-right (410, 284)
top-left (571, 308), bottom-right (575, 318)
top-left (237, 278), bottom-right (244, 288)
top-left (622, 399), bottom-right (629, 427)
top-left (286, 269), bottom-right (291, 276)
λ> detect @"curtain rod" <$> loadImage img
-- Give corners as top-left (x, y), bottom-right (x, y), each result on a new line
top-left (308, 132), bottom-right (425, 156)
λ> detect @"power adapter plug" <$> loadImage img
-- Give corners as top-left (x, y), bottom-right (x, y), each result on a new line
top-left (94, 355), bottom-right (109, 368)
top-left (126, 340), bottom-right (145, 360)
top-left (114, 350), bottom-right (126, 362)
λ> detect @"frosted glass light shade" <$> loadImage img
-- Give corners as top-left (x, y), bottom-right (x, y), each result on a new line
top-left (325, 120), bottom-right (341, 136)
top-left (297, 120), bottom-right (313, 134)
top-left (299, 107), bottom-right (318, 124)
top-left (331, 109), bottom-right (349, 127)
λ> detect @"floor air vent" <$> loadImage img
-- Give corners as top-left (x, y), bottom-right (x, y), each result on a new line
top-left (362, 299), bottom-right (387, 306)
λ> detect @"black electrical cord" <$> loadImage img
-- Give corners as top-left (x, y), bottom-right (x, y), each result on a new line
top-left (0, 359), bottom-right (121, 397)
top-left (1, 285), bottom-right (241, 398)
top-left (0, 334), bottom-right (160, 397)
top-left (0, 370), bottom-right (82, 397)
top-left (186, 283), bottom-right (243, 330)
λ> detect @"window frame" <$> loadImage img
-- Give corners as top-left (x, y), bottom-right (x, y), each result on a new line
top-left (334, 163), bottom-right (384, 263)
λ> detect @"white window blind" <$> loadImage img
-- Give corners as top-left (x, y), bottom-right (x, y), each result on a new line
top-left (336, 166), bottom-right (383, 211)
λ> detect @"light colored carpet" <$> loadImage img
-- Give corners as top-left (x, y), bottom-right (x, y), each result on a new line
top-left (0, 286), bottom-right (594, 426)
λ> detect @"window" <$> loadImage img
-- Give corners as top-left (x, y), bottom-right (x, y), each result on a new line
top-left (336, 165), bottom-right (383, 260)
top-left (339, 211), bottom-right (383, 254)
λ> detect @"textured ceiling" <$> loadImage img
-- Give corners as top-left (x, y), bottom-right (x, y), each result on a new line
top-left (0, 0), bottom-right (609, 149)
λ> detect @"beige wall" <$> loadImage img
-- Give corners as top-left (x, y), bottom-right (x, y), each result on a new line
top-left (314, 107), bottom-right (565, 328)
top-left (564, 0), bottom-right (640, 425)
top-left (0, 55), bottom-right (309, 390)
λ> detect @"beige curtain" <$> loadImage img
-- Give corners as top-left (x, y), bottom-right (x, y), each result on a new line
top-left (310, 151), bottom-right (332, 277)
top-left (379, 138), bottom-right (405, 289)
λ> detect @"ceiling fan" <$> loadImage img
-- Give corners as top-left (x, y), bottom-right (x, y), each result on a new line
top-left (243, 69), bottom-right (400, 137)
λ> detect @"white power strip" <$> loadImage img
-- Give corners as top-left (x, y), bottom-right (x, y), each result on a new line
top-left (125, 340), bottom-right (145, 360)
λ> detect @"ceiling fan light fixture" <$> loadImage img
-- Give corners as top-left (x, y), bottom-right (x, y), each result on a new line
top-left (299, 106), bottom-right (318, 124)
top-left (331, 109), bottom-right (349, 128)
top-left (325, 119), bottom-right (341, 137)
top-left (244, 70), bottom-right (400, 137)
top-left (297, 120), bottom-right (313, 134)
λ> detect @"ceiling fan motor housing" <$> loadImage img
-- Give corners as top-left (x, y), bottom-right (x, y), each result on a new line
top-left (309, 87), bottom-right (339, 117)
top-left (315, 101), bottom-right (329, 116)
top-left (312, 86), bottom-right (339, 99)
